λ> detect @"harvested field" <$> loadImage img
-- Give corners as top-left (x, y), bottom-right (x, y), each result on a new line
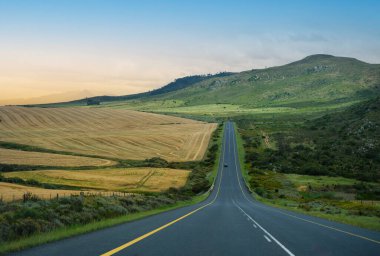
top-left (0, 182), bottom-right (96, 201)
top-left (0, 148), bottom-right (115, 167)
top-left (0, 106), bottom-right (216, 162)
top-left (4, 168), bottom-right (190, 192)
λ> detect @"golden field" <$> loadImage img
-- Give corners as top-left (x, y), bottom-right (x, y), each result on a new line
top-left (0, 106), bottom-right (216, 162)
top-left (0, 148), bottom-right (115, 167)
top-left (0, 182), bottom-right (96, 201)
top-left (4, 168), bottom-right (190, 192)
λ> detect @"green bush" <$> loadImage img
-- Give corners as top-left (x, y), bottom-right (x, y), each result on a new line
top-left (0, 193), bottom-right (184, 243)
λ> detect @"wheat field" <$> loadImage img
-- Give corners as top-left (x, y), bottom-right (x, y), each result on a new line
top-left (0, 182), bottom-right (98, 201)
top-left (4, 168), bottom-right (190, 192)
top-left (0, 148), bottom-right (115, 167)
top-left (0, 106), bottom-right (216, 162)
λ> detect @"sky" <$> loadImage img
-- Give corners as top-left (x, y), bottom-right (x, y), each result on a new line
top-left (1, 0), bottom-right (380, 104)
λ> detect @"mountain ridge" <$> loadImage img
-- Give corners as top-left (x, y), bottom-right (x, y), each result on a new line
top-left (29, 54), bottom-right (380, 108)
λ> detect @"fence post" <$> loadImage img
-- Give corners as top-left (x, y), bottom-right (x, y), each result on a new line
top-left (56, 193), bottom-right (59, 200)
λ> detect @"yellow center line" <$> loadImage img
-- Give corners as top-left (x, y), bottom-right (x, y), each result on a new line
top-left (100, 203), bottom-right (211, 256)
top-left (230, 122), bottom-right (380, 245)
top-left (100, 124), bottom-right (228, 256)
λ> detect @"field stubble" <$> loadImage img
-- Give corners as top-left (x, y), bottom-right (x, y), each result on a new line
top-left (0, 148), bottom-right (115, 167)
top-left (3, 168), bottom-right (190, 195)
top-left (0, 106), bottom-right (217, 162)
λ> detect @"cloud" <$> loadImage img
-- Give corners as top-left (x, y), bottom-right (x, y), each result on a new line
top-left (289, 33), bottom-right (328, 42)
top-left (1, 28), bottom-right (379, 104)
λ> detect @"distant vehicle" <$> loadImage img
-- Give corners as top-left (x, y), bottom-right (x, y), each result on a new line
top-left (224, 163), bottom-right (228, 167)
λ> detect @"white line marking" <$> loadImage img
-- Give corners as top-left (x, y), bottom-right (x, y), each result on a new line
top-left (234, 202), bottom-right (295, 256)
top-left (230, 123), bottom-right (380, 245)
top-left (264, 235), bottom-right (272, 242)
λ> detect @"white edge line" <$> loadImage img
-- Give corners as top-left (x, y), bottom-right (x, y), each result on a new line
top-left (234, 203), bottom-right (295, 256)
top-left (264, 235), bottom-right (272, 242)
top-left (231, 122), bottom-right (380, 245)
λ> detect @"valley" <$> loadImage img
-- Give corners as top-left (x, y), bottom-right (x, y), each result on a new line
top-left (2, 54), bottom-right (379, 254)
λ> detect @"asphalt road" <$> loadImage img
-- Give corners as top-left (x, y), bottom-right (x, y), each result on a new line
top-left (12, 121), bottom-right (380, 256)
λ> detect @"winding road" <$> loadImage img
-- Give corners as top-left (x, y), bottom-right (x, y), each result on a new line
top-left (13, 122), bottom-right (380, 255)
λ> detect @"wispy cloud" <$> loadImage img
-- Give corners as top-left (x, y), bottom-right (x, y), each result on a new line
top-left (0, 0), bottom-right (379, 104)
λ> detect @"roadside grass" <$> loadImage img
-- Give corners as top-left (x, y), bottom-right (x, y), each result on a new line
top-left (233, 123), bottom-right (249, 188)
top-left (233, 121), bottom-right (380, 232)
top-left (242, 169), bottom-right (380, 232)
top-left (286, 174), bottom-right (379, 189)
top-left (0, 120), bottom-right (225, 254)
top-left (207, 123), bottom-right (225, 184)
top-left (257, 196), bottom-right (380, 231)
top-left (0, 193), bottom-right (208, 254)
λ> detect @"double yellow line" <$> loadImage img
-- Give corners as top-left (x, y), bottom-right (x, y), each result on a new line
top-left (101, 124), bottom-right (228, 256)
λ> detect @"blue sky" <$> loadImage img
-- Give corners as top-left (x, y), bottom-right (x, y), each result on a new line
top-left (1, 0), bottom-right (379, 103)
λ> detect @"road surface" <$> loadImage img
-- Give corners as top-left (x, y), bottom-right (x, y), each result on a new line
top-left (12, 122), bottom-right (380, 256)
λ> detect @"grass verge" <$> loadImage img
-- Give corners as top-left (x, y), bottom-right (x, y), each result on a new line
top-left (207, 123), bottom-right (225, 184)
top-left (233, 123), bottom-right (249, 189)
top-left (234, 122), bottom-right (380, 232)
top-left (1, 122), bottom-right (225, 254)
top-left (0, 193), bottom-right (208, 254)
top-left (257, 197), bottom-right (380, 231)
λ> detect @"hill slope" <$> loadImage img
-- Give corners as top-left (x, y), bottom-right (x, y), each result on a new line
top-left (155, 54), bottom-right (380, 107)
top-left (50, 72), bottom-right (234, 106)
top-left (36, 54), bottom-right (380, 113)
top-left (240, 96), bottom-right (380, 181)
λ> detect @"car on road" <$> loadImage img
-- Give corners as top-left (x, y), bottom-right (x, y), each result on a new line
top-left (224, 163), bottom-right (228, 167)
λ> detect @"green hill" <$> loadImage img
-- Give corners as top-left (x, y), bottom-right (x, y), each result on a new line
top-left (154, 54), bottom-right (380, 108)
top-left (35, 54), bottom-right (380, 116)
top-left (34, 72), bottom-right (234, 107)
top-left (239, 96), bottom-right (380, 181)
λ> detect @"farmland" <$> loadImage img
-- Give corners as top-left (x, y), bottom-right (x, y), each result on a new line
top-left (0, 148), bottom-right (115, 167)
top-left (4, 168), bottom-right (190, 193)
top-left (90, 100), bottom-right (358, 118)
top-left (0, 182), bottom-right (96, 201)
top-left (0, 106), bottom-right (216, 162)
top-left (0, 115), bottom-right (223, 247)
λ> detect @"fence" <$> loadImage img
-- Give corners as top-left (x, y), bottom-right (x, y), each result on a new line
top-left (0, 190), bottom-right (134, 202)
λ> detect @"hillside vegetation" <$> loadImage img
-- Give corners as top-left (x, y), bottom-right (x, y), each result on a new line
top-left (235, 97), bottom-right (380, 229)
top-left (58, 55), bottom-right (380, 117)
top-left (157, 55), bottom-right (380, 107)
top-left (40, 72), bottom-right (234, 106)
top-left (240, 97), bottom-right (380, 182)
